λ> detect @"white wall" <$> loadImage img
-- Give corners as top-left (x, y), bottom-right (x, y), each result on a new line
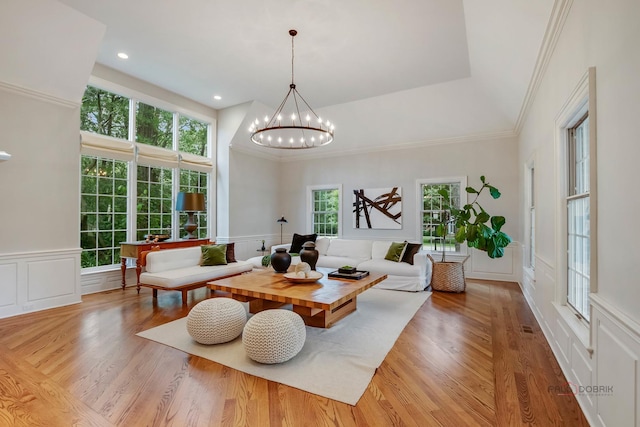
top-left (230, 138), bottom-right (520, 281)
top-left (0, 90), bottom-right (84, 318)
top-left (518, 0), bottom-right (640, 425)
top-left (0, 0), bottom-right (105, 318)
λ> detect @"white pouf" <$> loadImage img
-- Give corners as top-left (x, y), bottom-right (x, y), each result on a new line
top-left (186, 298), bottom-right (247, 345)
top-left (242, 309), bottom-right (306, 364)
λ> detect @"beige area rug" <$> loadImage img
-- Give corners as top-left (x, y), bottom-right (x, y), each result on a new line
top-left (136, 288), bottom-right (430, 405)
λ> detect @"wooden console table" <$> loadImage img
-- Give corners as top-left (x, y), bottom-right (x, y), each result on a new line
top-left (120, 238), bottom-right (211, 289)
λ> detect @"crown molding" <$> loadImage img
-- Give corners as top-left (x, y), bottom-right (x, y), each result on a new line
top-left (231, 130), bottom-right (517, 163)
top-left (0, 80), bottom-right (80, 109)
top-left (228, 143), bottom-right (282, 161)
top-left (514, 0), bottom-right (574, 134)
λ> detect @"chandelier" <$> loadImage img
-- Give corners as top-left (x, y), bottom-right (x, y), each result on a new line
top-left (249, 29), bottom-right (334, 149)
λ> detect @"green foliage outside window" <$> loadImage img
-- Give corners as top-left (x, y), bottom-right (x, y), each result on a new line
top-left (313, 189), bottom-right (339, 236)
top-left (80, 156), bottom-right (128, 268)
top-left (136, 102), bottom-right (173, 148)
top-left (180, 170), bottom-right (208, 239)
top-left (179, 116), bottom-right (208, 156)
top-left (80, 87), bottom-right (129, 138)
top-left (80, 85), bottom-right (212, 268)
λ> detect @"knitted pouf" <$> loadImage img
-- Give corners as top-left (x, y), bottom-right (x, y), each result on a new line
top-left (242, 309), bottom-right (306, 364)
top-left (186, 298), bottom-right (247, 345)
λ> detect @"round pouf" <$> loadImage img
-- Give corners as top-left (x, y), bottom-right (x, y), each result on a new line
top-left (186, 298), bottom-right (247, 345)
top-left (242, 309), bottom-right (306, 364)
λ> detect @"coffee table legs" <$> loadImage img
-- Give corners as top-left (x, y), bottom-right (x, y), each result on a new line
top-left (226, 293), bottom-right (357, 328)
top-left (293, 297), bottom-right (356, 328)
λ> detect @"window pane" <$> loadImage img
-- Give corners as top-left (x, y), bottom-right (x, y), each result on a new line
top-left (567, 196), bottom-right (590, 321)
top-left (80, 86), bottom-right (129, 139)
top-left (137, 165), bottom-right (172, 240)
top-left (179, 115), bottom-right (208, 156)
top-left (136, 102), bottom-right (173, 148)
top-left (420, 182), bottom-right (461, 252)
top-left (311, 189), bottom-right (339, 237)
top-left (567, 113), bottom-right (590, 322)
top-left (80, 155), bottom-right (128, 268)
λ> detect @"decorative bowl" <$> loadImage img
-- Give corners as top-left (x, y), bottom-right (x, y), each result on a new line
top-left (283, 271), bottom-right (323, 283)
top-left (338, 266), bottom-right (357, 274)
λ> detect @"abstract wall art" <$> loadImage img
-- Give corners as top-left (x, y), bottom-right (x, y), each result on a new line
top-left (353, 187), bottom-right (402, 229)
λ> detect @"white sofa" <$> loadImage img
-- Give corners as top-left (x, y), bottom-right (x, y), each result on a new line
top-left (260, 238), bottom-right (432, 292)
top-left (138, 246), bottom-right (253, 304)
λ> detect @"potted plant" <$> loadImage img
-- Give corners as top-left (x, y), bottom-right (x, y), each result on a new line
top-left (429, 176), bottom-right (512, 292)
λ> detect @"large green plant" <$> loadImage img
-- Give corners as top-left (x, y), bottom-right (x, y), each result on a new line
top-left (435, 176), bottom-right (512, 262)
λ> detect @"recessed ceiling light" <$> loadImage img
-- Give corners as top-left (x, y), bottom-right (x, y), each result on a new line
top-left (213, 95), bottom-right (222, 100)
top-left (117, 52), bottom-right (129, 59)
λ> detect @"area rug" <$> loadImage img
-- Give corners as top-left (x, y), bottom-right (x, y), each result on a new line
top-left (136, 288), bottom-right (430, 405)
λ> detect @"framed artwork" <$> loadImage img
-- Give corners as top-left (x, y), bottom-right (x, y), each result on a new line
top-left (353, 187), bottom-right (402, 229)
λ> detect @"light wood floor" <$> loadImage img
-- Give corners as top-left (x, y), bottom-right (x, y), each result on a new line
top-left (0, 279), bottom-right (589, 426)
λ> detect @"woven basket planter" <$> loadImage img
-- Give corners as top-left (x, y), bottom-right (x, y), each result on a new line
top-left (428, 255), bottom-right (468, 293)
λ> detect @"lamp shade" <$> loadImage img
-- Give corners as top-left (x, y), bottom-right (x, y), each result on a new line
top-left (277, 216), bottom-right (288, 223)
top-left (176, 192), bottom-right (205, 212)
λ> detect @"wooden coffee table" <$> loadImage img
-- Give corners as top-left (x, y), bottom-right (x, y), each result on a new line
top-left (207, 268), bottom-right (387, 328)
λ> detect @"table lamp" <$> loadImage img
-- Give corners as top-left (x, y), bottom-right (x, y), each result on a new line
top-left (176, 192), bottom-right (205, 239)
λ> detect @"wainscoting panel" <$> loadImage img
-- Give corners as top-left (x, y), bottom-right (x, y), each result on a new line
top-left (0, 249), bottom-right (81, 319)
top-left (81, 268), bottom-right (135, 295)
top-left (27, 258), bottom-right (76, 300)
top-left (0, 263), bottom-right (18, 308)
top-left (466, 244), bottom-right (519, 282)
top-left (591, 296), bottom-right (640, 427)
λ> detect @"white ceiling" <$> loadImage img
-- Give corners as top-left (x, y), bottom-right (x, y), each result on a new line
top-left (54, 0), bottom-right (554, 155)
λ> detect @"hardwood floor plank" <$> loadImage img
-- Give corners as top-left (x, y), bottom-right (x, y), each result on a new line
top-left (0, 280), bottom-right (589, 426)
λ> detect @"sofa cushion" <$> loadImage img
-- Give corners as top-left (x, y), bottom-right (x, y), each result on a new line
top-left (201, 244), bottom-right (227, 266)
top-left (315, 237), bottom-right (331, 255)
top-left (401, 242), bottom-right (422, 265)
top-left (140, 261), bottom-right (253, 288)
top-left (326, 239), bottom-right (373, 260)
top-left (226, 242), bottom-right (237, 263)
top-left (384, 242), bottom-right (408, 262)
top-left (290, 233), bottom-right (317, 254)
top-left (317, 256), bottom-right (369, 269)
top-left (145, 246), bottom-right (201, 273)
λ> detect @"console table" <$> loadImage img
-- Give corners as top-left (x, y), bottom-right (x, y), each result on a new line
top-left (120, 238), bottom-right (211, 289)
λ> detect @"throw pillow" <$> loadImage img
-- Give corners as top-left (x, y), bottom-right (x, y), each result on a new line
top-left (201, 244), bottom-right (227, 266)
top-left (226, 242), bottom-right (237, 263)
top-left (401, 242), bottom-right (422, 265)
top-left (289, 233), bottom-right (317, 254)
top-left (384, 242), bottom-right (408, 262)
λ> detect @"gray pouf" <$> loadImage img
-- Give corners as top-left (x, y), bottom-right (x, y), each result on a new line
top-left (242, 309), bottom-right (306, 364)
top-left (186, 298), bottom-right (247, 344)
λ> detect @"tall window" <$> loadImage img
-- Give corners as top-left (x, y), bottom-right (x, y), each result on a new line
top-left (136, 165), bottom-right (173, 241)
top-left (180, 170), bottom-right (208, 239)
top-left (418, 178), bottom-right (466, 253)
top-left (80, 156), bottom-right (128, 268)
top-left (567, 114), bottom-right (590, 321)
top-left (308, 186), bottom-right (341, 237)
top-left (79, 85), bottom-right (213, 269)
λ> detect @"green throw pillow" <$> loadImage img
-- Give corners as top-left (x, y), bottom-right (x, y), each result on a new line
top-left (201, 244), bottom-right (227, 266)
top-left (384, 241), bottom-right (408, 262)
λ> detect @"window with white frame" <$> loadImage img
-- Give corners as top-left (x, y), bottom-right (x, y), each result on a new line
top-left (418, 177), bottom-right (466, 253)
top-left (79, 85), bottom-right (213, 269)
top-left (80, 156), bottom-right (128, 268)
top-left (180, 169), bottom-right (209, 239)
top-left (567, 113), bottom-right (590, 321)
top-left (308, 186), bottom-right (341, 237)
